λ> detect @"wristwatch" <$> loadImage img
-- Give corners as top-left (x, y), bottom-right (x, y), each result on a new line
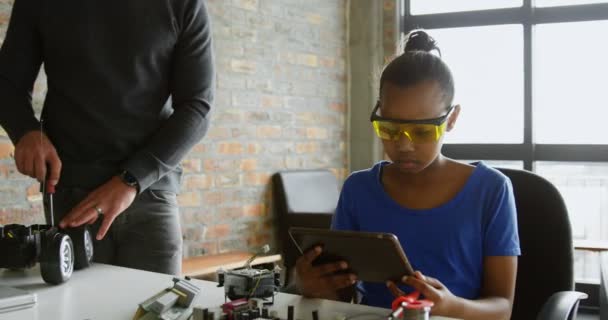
top-left (118, 170), bottom-right (140, 193)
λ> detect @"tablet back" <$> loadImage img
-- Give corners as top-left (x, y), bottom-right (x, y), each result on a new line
top-left (289, 227), bottom-right (414, 283)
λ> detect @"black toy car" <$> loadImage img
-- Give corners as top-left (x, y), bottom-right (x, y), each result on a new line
top-left (0, 224), bottom-right (94, 284)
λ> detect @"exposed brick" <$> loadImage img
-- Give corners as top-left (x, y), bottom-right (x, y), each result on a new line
top-left (234, 0), bottom-right (259, 11)
top-left (256, 126), bottom-right (282, 138)
top-left (206, 127), bottom-right (232, 139)
top-left (182, 159), bottom-right (201, 173)
top-left (307, 13), bottom-right (323, 25)
top-left (297, 54), bottom-right (318, 67)
top-left (214, 110), bottom-right (242, 124)
top-left (219, 238), bottom-right (246, 253)
top-left (243, 172), bottom-right (270, 186)
top-left (240, 159), bottom-right (257, 171)
top-left (246, 143), bottom-right (262, 154)
top-left (203, 159), bottom-right (239, 172)
top-left (260, 95), bottom-right (283, 108)
top-left (0, 164), bottom-right (9, 179)
top-left (243, 203), bottom-right (266, 217)
top-left (330, 102), bottom-right (346, 112)
top-left (203, 191), bottom-right (225, 206)
top-left (0, 141), bottom-right (14, 159)
top-left (215, 173), bottom-right (241, 188)
top-left (26, 183), bottom-right (42, 203)
top-left (246, 111), bottom-right (270, 123)
top-left (306, 127), bottom-right (328, 139)
top-left (218, 142), bottom-right (244, 155)
top-left (183, 174), bottom-right (213, 190)
top-left (177, 192), bottom-right (202, 207)
top-left (295, 112), bottom-right (318, 124)
top-left (248, 234), bottom-right (272, 247)
top-left (232, 91), bottom-right (259, 108)
top-left (217, 206), bottom-right (245, 221)
top-left (285, 157), bottom-right (306, 169)
top-left (205, 224), bottom-right (231, 239)
top-left (295, 142), bottom-right (318, 154)
top-left (231, 59), bottom-right (256, 74)
top-left (190, 143), bottom-right (207, 154)
top-left (320, 57), bottom-right (336, 68)
top-left (285, 96), bottom-right (307, 109)
top-left (0, 0), bottom-right (350, 258)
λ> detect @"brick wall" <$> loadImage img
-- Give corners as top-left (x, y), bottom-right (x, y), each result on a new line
top-left (0, 0), bottom-right (348, 257)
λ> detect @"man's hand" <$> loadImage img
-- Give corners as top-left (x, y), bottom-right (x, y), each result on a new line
top-left (14, 130), bottom-right (62, 185)
top-left (295, 246), bottom-right (357, 300)
top-left (59, 176), bottom-right (137, 240)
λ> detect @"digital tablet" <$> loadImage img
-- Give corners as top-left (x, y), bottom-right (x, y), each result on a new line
top-left (288, 227), bottom-right (414, 283)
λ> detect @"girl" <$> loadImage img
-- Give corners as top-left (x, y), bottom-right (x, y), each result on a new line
top-left (294, 30), bottom-right (520, 320)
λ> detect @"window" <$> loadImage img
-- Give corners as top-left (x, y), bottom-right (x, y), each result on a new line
top-left (410, 0), bottom-right (522, 15)
top-left (535, 20), bottom-right (608, 144)
top-left (430, 25), bottom-right (523, 144)
top-left (536, 0), bottom-right (608, 7)
top-left (401, 0), bottom-right (608, 286)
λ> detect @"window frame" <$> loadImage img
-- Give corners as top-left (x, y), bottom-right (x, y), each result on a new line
top-left (400, 0), bottom-right (608, 310)
top-left (400, 1), bottom-right (608, 170)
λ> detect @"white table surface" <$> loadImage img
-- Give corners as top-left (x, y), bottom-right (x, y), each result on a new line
top-left (0, 263), bottom-right (455, 320)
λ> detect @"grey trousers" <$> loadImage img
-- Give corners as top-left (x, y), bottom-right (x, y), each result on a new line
top-left (43, 187), bottom-right (183, 275)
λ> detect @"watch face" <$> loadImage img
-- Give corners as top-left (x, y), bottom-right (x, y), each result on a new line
top-left (122, 171), bottom-right (138, 186)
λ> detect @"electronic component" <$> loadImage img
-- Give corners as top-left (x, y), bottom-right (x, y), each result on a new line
top-left (134, 277), bottom-right (201, 320)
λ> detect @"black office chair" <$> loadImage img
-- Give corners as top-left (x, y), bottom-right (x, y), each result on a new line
top-left (272, 169), bottom-right (339, 285)
top-left (496, 167), bottom-right (587, 320)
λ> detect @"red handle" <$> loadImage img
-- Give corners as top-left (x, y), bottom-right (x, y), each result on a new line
top-left (392, 291), bottom-right (434, 311)
top-left (46, 182), bottom-right (55, 194)
top-left (392, 291), bottom-right (420, 310)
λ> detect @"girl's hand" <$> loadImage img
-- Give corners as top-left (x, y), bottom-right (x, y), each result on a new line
top-left (295, 246), bottom-right (358, 300)
top-left (386, 271), bottom-right (461, 317)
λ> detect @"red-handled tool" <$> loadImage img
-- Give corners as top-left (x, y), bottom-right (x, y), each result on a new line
top-left (389, 291), bottom-right (434, 320)
top-left (46, 181), bottom-right (56, 227)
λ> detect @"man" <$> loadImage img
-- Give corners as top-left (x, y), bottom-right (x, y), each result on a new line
top-left (0, 0), bottom-right (215, 275)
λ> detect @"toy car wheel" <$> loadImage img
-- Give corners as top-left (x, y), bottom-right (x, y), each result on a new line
top-left (65, 226), bottom-right (94, 269)
top-left (40, 233), bottom-right (74, 284)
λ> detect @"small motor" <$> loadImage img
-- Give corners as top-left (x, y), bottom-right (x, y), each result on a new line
top-left (388, 292), bottom-right (434, 320)
top-left (217, 245), bottom-right (281, 302)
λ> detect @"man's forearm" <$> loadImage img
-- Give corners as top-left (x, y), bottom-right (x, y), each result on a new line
top-left (122, 100), bottom-right (210, 193)
top-left (0, 79), bottom-right (40, 144)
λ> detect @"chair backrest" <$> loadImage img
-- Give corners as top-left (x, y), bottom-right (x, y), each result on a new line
top-left (272, 170), bottom-right (339, 282)
top-left (496, 168), bottom-right (575, 320)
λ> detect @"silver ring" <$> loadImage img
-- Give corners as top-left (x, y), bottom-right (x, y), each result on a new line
top-left (94, 206), bottom-right (104, 215)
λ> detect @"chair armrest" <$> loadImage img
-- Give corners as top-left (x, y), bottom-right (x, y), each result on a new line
top-left (536, 291), bottom-right (588, 320)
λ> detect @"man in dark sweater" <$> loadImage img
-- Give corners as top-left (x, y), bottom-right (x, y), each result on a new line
top-left (0, 0), bottom-right (215, 275)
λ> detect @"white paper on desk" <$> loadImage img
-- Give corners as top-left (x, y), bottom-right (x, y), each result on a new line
top-left (0, 286), bottom-right (37, 314)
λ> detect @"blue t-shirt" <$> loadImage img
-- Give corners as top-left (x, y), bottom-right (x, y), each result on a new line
top-left (331, 161), bottom-right (521, 309)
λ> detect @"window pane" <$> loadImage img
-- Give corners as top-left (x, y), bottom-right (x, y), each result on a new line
top-left (535, 162), bottom-right (608, 282)
top-left (460, 160), bottom-right (524, 169)
top-left (536, 0), bottom-right (608, 7)
top-left (410, 0), bottom-right (522, 15)
top-left (427, 25), bottom-right (524, 143)
top-left (535, 21), bottom-right (608, 144)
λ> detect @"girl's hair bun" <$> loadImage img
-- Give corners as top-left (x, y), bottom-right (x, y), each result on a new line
top-left (403, 30), bottom-right (441, 56)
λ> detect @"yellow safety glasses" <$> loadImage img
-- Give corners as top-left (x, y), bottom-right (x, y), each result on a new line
top-left (370, 103), bottom-right (454, 143)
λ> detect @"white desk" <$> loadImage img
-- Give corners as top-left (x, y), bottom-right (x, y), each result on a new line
top-left (0, 264), bottom-right (455, 320)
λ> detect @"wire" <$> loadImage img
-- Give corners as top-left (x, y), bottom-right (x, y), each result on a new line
top-left (248, 276), bottom-right (263, 297)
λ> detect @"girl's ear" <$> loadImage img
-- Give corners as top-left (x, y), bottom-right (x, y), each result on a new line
top-left (446, 104), bottom-right (461, 132)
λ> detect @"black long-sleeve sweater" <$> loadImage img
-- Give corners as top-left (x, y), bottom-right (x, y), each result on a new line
top-left (0, 0), bottom-right (215, 193)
